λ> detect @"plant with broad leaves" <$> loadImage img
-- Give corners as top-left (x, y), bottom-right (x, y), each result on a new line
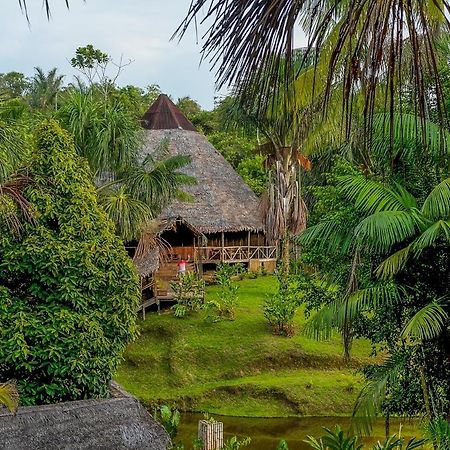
top-left (154, 405), bottom-right (181, 440)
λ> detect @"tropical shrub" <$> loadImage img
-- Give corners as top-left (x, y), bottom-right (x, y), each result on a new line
top-left (304, 426), bottom-right (363, 450)
top-left (263, 288), bottom-right (297, 337)
top-left (304, 426), bottom-right (426, 450)
top-left (154, 405), bottom-right (181, 440)
top-left (222, 436), bottom-right (251, 450)
top-left (212, 263), bottom-right (243, 320)
top-left (0, 120), bottom-right (141, 405)
top-left (171, 272), bottom-right (205, 318)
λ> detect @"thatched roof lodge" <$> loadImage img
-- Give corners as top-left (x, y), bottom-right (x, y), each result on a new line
top-left (138, 95), bottom-right (276, 288)
top-left (0, 395), bottom-right (170, 450)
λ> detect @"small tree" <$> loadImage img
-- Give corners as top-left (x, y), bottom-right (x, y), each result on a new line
top-left (0, 120), bottom-right (141, 405)
top-left (213, 263), bottom-right (242, 320)
top-left (171, 272), bottom-right (205, 318)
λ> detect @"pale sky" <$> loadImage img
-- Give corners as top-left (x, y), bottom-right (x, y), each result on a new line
top-left (1, 1), bottom-right (306, 110)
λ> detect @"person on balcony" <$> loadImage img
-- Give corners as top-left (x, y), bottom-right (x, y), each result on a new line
top-left (177, 255), bottom-right (190, 277)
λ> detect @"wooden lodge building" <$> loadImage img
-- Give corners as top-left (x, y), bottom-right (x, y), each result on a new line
top-left (134, 95), bottom-right (276, 300)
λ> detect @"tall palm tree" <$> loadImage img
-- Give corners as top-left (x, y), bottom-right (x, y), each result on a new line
top-left (29, 67), bottom-right (64, 109)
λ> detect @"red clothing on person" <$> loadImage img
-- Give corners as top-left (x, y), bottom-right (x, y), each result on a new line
top-left (177, 259), bottom-right (187, 273)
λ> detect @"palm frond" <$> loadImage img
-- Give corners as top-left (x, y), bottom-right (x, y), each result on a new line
top-left (98, 187), bottom-right (152, 242)
top-left (424, 417), bottom-right (450, 450)
top-left (411, 220), bottom-right (450, 256)
top-left (354, 210), bottom-right (418, 254)
top-left (176, 0), bottom-right (450, 137)
top-left (376, 245), bottom-right (412, 279)
top-left (0, 380), bottom-right (19, 414)
top-left (402, 300), bottom-right (449, 341)
top-left (18, 0), bottom-right (70, 20)
top-left (347, 283), bottom-right (403, 318)
top-left (298, 219), bottom-right (353, 254)
top-left (422, 177), bottom-right (450, 221)
top-left (338, 176), bottom-right (414, 214)
top-left (352, 354), bottom-right (406, 435)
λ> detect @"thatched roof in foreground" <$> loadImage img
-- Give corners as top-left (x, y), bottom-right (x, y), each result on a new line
top-left (0, 396), bottom-right (170, 450)
top-left (141, 128), bottom-right (265, 234)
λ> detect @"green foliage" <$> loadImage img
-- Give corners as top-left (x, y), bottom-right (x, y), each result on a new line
top-left (237, 154), bottom-right (267, 195)
top-left (424, 417), bottom-right (450, 450)
top-left (276, 439), bottom-right (289, 450)
top-left (207, 131), bottom-right (266, 195)
top-left (304, 426), bottom-right (363, 450)
top-left (371, 435), bottom-right (426, 450)
top-left (29, 67), bottom-right (64, 109)
top-left (263, 280), bottom-right (297, 337)
top-left (0, 72), bottom-right (30, 98)
top-left (0, 120), bottom-right (141, 405)
top-left (176, 96), bottom-right (202, 120)
top-left (171, 272), bottom-right (205, 318)
top-left (222, 436), bottom-right (251, 450)
top-left (304, 426), bottom-right (426, 450)
top-left (71, 44), bottom-right (109, 71)
top-left (0, 380), bottom-right (19, 413)
top-left (210, 263), bottom-right (243, 320)
top-left (154, 404), bottom-right (181, 440)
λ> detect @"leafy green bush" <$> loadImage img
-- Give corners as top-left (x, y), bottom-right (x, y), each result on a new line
top-left (211, 263), bottom-right (243, 320)
top-left (171, 272), bottom-right (205, 318)
top-left (0, 120), bottom-right (141, 405)
top-left (222, 436), bottom-right (251, 450)
top-left (263, 290), bottom-right (297, 337)
top-left (154, 405), bottom-right (181, 440)
top-left (304, 426), bottom-right (426, 450)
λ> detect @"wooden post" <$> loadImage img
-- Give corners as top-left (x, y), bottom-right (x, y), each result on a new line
top-left (247, 230), bottom-right (251, 261)
top-left (198, 420), bottom-right (223, 450)
top-left (221, 232), bottom-right (225, 262)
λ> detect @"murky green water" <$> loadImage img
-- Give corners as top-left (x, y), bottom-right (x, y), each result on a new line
top-left (178, 414), bottom-right (421, 450)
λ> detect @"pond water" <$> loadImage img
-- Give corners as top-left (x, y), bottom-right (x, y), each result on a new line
top-left (178, 413), bottom-right (421, 450)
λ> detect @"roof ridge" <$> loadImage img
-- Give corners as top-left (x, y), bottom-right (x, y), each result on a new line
top-left (141, 94), bottom-right (197, 131)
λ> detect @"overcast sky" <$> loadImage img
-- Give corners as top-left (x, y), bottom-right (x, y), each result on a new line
top-left (1, 1), bottom-right (306, 110)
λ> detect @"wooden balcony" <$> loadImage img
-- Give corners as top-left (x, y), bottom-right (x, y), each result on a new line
top-left (194, 246), bottom-right (277, 263)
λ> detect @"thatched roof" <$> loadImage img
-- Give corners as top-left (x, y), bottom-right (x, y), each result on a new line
top-left (140, 99), bottom-right (264, 234)
top-left (134, 247), bottom-right (160, 277)
top-left (142, 94), bottom-right (197, 131)
top-left (0, 396), bottom-right (170, 450)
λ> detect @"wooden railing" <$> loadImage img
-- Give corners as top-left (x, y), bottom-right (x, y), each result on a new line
top-left (194, 246), bottom-right (277, 262)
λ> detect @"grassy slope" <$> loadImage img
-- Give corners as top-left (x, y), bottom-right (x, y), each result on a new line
top-left (115, 276), bottom-right (375, 417)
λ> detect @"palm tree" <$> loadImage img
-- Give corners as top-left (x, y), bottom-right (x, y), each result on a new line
top-left (302, 172), bottom-right (450, 428)
top-left (59, 89), bottom-right (195, 244)
top-left (176, 0), bottom-right (450, 137)
top-left (29, 67), bottom-right (64, 109)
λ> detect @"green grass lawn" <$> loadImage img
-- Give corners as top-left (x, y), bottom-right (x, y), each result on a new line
top-left (115, 275), bottom-right (375, 417)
